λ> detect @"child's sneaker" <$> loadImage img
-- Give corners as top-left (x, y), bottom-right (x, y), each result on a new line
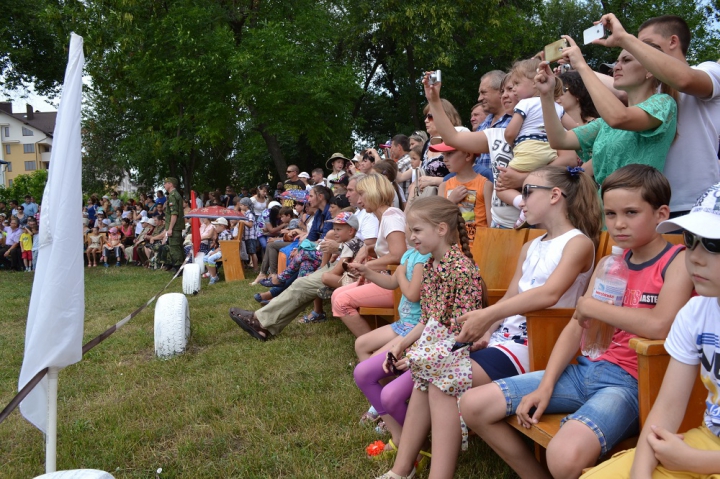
top-left (209, 276), bottom-right (220, 285)
top-left (116, 262), bottom-right (121, 267)
top-left (104, 262), bottom-right (109, 268)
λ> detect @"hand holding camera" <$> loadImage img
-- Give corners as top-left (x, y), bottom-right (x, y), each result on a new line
top-left (422, 70), bottom-right (442, 103)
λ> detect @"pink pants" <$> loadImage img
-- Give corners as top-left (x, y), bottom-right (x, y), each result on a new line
top-left (331, 281), bottom-right (394, 317)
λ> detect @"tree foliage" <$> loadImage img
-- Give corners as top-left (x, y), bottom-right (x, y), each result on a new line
top-left (2, 0), bottom-right (718, 193)
top-left (0, 169), bottom-right (48, 205)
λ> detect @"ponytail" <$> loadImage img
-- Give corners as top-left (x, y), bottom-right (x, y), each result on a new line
top-left (534, 166), bottom-right (602, 247)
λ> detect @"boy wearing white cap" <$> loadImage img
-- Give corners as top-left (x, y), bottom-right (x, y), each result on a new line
top-left (204, 217), bottom-right (233, 285)
top-left (582, 183), bottom-right (720, 478)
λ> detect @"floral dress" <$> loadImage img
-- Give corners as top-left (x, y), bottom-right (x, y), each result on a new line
top-left (406, 244), bottom-right (483, 395)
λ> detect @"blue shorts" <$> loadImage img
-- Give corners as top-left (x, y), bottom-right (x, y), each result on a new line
top-left (470, 346), bottom-right (520, 381)
top-left (495, 356), bottom-right (639, 456)
top-left (390, 320), bottom-right (417, 337)
top-left (244, 238), bottom-right (259, 254)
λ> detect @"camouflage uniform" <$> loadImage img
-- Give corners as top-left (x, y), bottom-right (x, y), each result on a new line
top-left (164, 178), bottom-right (185, 268)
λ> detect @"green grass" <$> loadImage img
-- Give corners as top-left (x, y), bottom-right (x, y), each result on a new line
top-left (0, 266), bottom-right (514, 478)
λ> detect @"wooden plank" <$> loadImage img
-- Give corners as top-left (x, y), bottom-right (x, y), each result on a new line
top-left (219, 240), bottom-right (245, 282)
top-left (525, 308), bottom-right (576, 371)
top-left (630, 337), bottom-right (706, 432)
top-left (471, 228), bottom-right (529, 293)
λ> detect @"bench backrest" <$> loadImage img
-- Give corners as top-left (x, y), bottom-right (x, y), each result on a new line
top-left (472, 228), bottom-right (531, 304)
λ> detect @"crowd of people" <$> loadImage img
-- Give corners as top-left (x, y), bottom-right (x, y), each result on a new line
top-left (225, 14), bottom-right (720, 479)
top-left (2, 12), bottom-right (720, 479)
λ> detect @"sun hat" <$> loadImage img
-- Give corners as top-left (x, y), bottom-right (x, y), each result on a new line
top-left (267, 201), bottom-right (281, 209)
top-left (239, 197), bottom-right (253, 207)
top-left (378, 140), bottom-right (392, 149)
top-left (657, 183), bottom-right (720, 238)
top-left (326, 153), bottom-right (350, 169)
top-left (109, 227), bottom-right (118, 234)
top-left (298, 172), bottom-right (311, 179)
top-left (211, 217), bottom-right (229, 226)
top-left (330, 211), bottom-right (359, 229)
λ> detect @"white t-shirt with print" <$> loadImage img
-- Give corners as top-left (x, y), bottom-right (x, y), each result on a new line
top-left (374, 207), bottom-right (405, 258)
top-left (665, 296), bottom-right (720, 437)
top-left (663, 62), bottom-right (720, 212)
top-left (484, 128), bottom-right (519, 228)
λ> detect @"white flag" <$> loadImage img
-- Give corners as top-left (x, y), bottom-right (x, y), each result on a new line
top-left (18, 33), bottom-right (85, 433)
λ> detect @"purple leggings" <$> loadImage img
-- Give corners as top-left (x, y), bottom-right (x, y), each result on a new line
top-left (354, 353), bottom-right (414, 424)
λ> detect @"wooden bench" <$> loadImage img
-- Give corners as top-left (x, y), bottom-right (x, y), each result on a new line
top-left (357, 265), bottom-right (401, 329)
top-left (358, 228), bottom-right (542, 329)
top-left (219, 221), bottom-right (245, 282)
top-left (505, 232), bottom-right (705, 467)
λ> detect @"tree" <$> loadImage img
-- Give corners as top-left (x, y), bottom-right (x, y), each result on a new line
top-left (0, 169), bottom-right (48, 205)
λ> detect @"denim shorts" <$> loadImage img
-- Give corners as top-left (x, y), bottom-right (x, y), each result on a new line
top-left (390, 320), bottom-right (417, 337)
top-left (244, 238), bottom-right (259, 254)
top-left (494, 356), bottom-right (639, 456)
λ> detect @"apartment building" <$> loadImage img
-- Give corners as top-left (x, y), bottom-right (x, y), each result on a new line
top-left (0, 102), bottom-right (56, 187)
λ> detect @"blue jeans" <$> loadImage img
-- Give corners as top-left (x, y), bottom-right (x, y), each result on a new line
top-left (495, 356), bottom-right (639, 456)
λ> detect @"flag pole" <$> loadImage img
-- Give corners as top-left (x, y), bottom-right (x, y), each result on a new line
top-left (45, 367), bottom-right (59, 473)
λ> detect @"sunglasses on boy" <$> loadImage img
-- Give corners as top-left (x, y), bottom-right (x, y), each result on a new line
top-left (683, 230), bottom-right (720, 254)
top-left (521, 184), bottom-right (568, 201)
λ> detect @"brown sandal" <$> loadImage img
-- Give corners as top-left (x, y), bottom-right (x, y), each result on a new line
top-left (229, 308), bottom-right (270, 342)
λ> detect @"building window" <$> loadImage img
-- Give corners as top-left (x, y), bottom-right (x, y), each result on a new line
top-left (4, 145), bottom-right (9, 155)
top-left (25, 161), bottom-right (36, 171)
top-left (8, 179), bottom-right (12, 187)
top-left (3, 127), bottom-right (8, 137)
top-left (6, 161), bottom-right (11, 172)
top-left (22, 127), bottom-right (33, 136)
top-left (23, 144), bottom-right (35, 154)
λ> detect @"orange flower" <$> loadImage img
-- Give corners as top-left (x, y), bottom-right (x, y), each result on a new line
top-left (366, 440), bottom-right (386, 457)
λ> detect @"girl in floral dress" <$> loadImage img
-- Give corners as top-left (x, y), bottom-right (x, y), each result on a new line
top-left (374, 196), bottom-right (485, 479)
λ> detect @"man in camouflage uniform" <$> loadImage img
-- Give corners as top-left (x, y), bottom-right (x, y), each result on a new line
top-left (163, 177), bottom-right (185, 271)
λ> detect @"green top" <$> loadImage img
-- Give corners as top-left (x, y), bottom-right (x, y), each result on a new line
top-left (166, 189), bottom-right (184, 231)
top-left (574, 93), bottom-right (677, 186)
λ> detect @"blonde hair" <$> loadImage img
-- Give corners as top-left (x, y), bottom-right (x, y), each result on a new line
top-left (355, 173), bottom-right (396, 211)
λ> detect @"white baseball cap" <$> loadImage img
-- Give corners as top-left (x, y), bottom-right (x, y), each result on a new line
top-left (657, 183), bottom-right (720, 239)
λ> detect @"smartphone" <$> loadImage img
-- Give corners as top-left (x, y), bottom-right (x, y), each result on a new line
top-left (386, 352), bottom-right (401, 375)
top-left (451, 341), bottom-right (473, 352)
top-left (544, 39), bottom-right (569, 63)
top-left (583, 24), bottom-right (605, 45)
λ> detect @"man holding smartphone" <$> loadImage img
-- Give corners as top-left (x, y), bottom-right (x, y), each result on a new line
top-left (594, 14), bottom-right (720, 217)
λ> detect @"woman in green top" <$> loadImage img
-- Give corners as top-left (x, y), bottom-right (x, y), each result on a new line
top-left (536, 35), bottom-right (677, 186)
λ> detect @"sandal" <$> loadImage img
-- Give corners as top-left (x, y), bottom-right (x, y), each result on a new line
top-left (297, 311), bottom-right (327, 324)
top-left (359, 406), bottom-right (381, 425)
top-left (228, 308), bottom-right (270, 342)
top-left (415, 450), bottom-right (431, 474)
top-left (375, 468), bottom-right (415, 479)
top-left (253, 293), bottom-right (270, 306)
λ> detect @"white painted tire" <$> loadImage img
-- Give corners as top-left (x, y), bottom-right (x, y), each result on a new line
top-left (154, 293), bottom-right (190, 359)
top-left (182, 263), bottom-right (201, 295)
top-left (34, 471), bottom-right (115, 479)
top-left (194, 253), bottom-right (206, 275)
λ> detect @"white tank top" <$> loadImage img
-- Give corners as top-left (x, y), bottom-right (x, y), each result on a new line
top-left (487, 228), bottom-right (593, 374)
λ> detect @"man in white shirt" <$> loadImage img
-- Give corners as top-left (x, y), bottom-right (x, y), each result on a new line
top-left (596, 13), bottom-right (720, 215)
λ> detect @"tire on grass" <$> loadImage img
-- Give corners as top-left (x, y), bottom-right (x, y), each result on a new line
top-left (194, 252), bottom-right (206, 275)
top-left (182, 263), bottom-right (201, 295)
top-left (34, 470), bottom-right (115, 479)
top-left (154, 292), bottom-right (190, 359)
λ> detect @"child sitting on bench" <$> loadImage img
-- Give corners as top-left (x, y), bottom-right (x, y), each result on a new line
top-left (458, 164), bottom-right (694, 479)
top-left (581, 182), bottom-right (720, 479)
